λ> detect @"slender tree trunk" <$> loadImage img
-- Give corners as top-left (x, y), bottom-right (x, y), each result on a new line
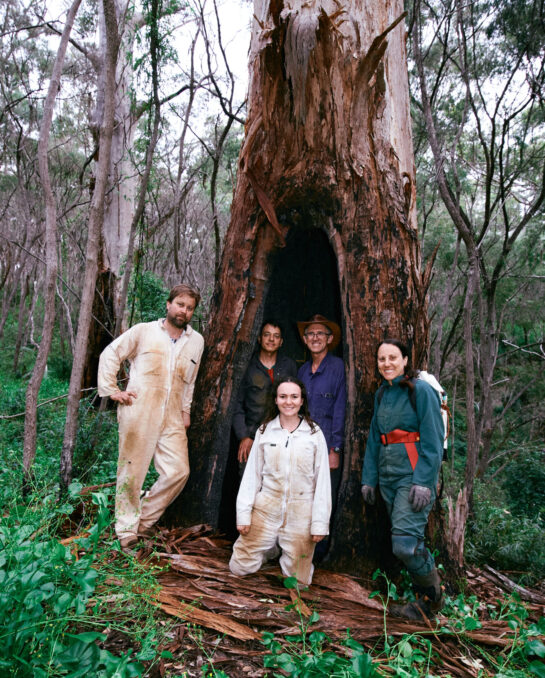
top-left (22, 0), bottom-right (82, 487)
top-left (476, 292), bottom-right (498, 476)
top-left (13, 275), bottom-right (29, 372)
top-left (114, 0), bottom-right (162, 336)
top-left (174, 34), bottom-right (199, 275)
top-left (82, 0), bottom-right (138, 391)
top-left (60, 0), bottom-right (120, 489)
top-left (169, 0), bottom-right (436, 574)
top-left (445, 252), bottom-right (479, 567)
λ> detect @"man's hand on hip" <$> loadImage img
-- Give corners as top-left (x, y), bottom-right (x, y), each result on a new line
top-left (238, 438), bottom-right (253, 463)
top-left (110, 390), bottom-right (137, 406)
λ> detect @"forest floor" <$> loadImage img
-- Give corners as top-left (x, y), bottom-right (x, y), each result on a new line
top-left (84, 524), bottom-right (545, 677)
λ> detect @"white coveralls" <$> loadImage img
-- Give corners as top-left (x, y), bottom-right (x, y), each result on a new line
top-left (229, 416), bottom-right (331, 586)
top-left (97, 320), bottom-right (204, 540)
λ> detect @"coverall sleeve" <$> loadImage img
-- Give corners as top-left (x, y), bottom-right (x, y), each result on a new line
top-left (97, 326), bottom-right (140, 397)
top-left (232, 368), bottom-right (251, 440)
top-left (311, 429), bottom-right (332, 535)
top-left (412, 382), bottom-right (444, 488)
top-left (181, 337), bottom-right (204, 414)
top-left (361, 392), bottom-right (381, 487)
top-left (330, 361), bottom-right (347, 449)
top-left (236, 428), bottom-right (264, 526)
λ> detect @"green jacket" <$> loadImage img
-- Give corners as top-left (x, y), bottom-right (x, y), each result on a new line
top-left (361, 375), bottom-right (444, 490)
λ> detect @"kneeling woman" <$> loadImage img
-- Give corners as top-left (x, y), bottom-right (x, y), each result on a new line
top-left (229, 377), bottom-right (331, 586)
top-left (361, 339), bottom-right (445, 618)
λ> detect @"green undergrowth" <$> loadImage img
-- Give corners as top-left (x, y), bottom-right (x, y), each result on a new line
top-left (0, 483), bottom-right (174, 677)
top-left (2, 478), bottom-right (544, 677)
top-left (465, 469), bottom-right (545, 586)
top-left (259, 575), bottom-right (545, 678)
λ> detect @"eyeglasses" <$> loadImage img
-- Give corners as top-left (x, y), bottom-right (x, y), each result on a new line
top-left (304, 331), bottom-right (331, 339)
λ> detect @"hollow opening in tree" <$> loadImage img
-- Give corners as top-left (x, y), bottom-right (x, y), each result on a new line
top-left (217, 223), bottom-right (344, 539)
top-left (264, 224), bottom-right (343, 364)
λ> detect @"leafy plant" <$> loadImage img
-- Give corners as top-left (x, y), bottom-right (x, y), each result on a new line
top-left (0, 486), bottom-right (144, 676)
top-left (262, 577), bottom-right (378, 677)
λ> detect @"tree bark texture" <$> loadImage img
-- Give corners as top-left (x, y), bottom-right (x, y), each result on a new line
top-left (172, 0), bottom-right (433, 574)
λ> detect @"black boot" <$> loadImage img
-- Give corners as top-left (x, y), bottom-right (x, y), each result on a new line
top-left (389, 568), bottom-right (444, 620)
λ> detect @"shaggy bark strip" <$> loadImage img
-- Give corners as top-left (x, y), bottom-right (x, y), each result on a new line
top-left (106, 525), bottom-right (545, 677)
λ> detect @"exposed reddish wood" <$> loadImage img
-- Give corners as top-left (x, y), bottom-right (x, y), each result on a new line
top-left (172, 0), bottom-right (441, 578)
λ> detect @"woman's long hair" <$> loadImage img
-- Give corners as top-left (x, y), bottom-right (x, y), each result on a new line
top-left (259, 377), bottom-right (317, 433)
top-left (376, 338), bottom-right (418, 392)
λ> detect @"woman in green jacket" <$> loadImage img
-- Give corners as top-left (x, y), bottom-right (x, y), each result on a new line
top-left (361, 338), bottom-right (445, 619)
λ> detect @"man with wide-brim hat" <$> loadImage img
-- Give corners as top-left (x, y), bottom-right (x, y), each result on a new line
top-left (296, 314), bottom-right (342, 353)
top-left (297, 314), bottom-right (346, 560)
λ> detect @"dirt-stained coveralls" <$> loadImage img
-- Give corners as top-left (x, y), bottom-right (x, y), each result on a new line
top-left (229, 416), bottom-right (331, 586)
top-left (98, 319), bottom-right (204, 540)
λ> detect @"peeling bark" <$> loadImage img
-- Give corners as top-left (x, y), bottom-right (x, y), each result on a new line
top-left (170, 0), bottom-right (435, 574)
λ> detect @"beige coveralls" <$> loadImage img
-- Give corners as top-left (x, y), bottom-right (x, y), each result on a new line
top-left (229, 416), bottom-right (331, 586)
top-left (97, 320), bottom-right (204, 540)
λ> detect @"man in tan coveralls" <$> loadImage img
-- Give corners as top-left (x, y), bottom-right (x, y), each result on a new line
top-left (98, 284), bottom-right (204, 550)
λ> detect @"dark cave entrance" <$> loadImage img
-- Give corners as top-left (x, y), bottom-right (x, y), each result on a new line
top-left (219, 224), bottom-right (344, 538)
top-left (263, 225), bottom-right (343, 366)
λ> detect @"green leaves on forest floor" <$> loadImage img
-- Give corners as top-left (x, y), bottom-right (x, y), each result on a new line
top-left (0, 484), bottom-right (174, 677)
top-left (2, 476), bottom-right (545, 677)
top-left (258, 575), bottom-right (545, 678)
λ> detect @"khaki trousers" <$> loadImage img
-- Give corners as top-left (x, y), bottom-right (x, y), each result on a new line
top-left (115, 407), bottom-right (189, 539)
top-left (229, 491), bottom-right (316, 586)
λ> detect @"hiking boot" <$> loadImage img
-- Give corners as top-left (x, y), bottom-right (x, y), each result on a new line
top-left (389, 568), bottom-right (444, 620)
top-left (119, 535), bottom-right (139, 553)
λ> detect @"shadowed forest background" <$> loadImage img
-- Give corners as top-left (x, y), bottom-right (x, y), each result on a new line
top-left (0, 0), bottom-right (544, 674)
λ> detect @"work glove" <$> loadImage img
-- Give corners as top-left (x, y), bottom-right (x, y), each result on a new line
top-left (408, 484), bottom-right (431, 512)
top-left (361, 485), bottom-right (376, 505)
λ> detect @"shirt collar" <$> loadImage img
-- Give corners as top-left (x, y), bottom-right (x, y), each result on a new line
top-left (383, 374), bottom-right (406, 386)
top-left (269, 415), bottom-right (311, 433)
top-left (159, 318), bottom-right (191, 337)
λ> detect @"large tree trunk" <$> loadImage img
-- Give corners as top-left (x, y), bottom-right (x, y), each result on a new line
top-left (170, 0), bottom-right (435, 574)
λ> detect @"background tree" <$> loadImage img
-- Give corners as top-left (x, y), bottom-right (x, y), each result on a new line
top-left (22, 0), bottom-right (83, 487)
top-left (59, 0), bottom-right (120, 488)
top-left (409, 0), bottom-right (545, 565)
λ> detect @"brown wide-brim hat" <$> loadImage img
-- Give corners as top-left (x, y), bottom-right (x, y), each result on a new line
top-left (297, 314), bottom-right (341, 351)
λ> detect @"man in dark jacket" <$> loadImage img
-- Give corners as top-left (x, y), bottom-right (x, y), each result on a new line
top-left (232, 320), bottom-right (297, 463)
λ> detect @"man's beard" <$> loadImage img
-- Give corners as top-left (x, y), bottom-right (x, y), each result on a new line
top-left (168, 313), bottom-right (188, 329)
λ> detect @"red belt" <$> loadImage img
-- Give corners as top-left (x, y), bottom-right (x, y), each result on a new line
top-left (380, 429), bottom-right (420, 470)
